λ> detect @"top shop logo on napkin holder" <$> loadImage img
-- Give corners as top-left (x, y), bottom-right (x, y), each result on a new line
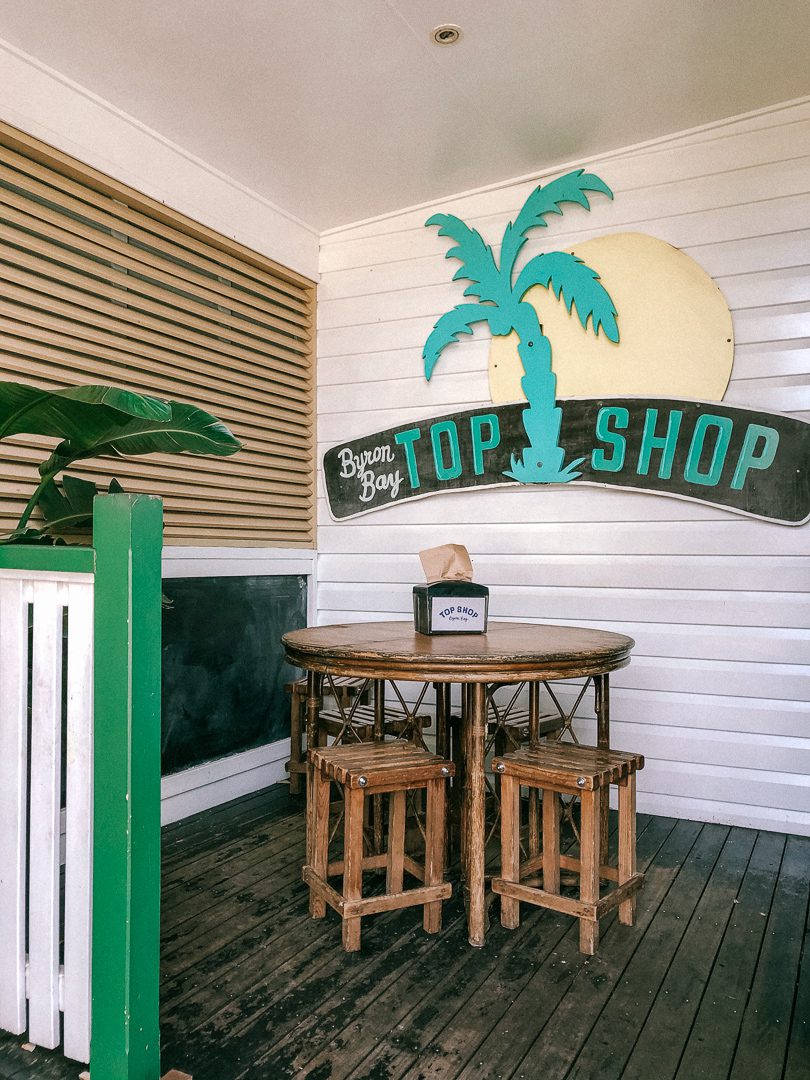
top-left (413, 544), bottom-right (489, 636)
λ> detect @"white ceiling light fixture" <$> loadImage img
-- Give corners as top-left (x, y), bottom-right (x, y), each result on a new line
top-left (431, 24), bottom-right (463, 46)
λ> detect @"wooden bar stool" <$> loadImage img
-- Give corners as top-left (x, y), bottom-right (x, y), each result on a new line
top-left (303, 742), bottom-right (455, 952)
top-left (491, 743), bottom-right (645, 955)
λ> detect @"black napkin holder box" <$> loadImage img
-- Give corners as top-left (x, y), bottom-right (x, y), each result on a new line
top-left (413, 581), bottom-right (489, 635)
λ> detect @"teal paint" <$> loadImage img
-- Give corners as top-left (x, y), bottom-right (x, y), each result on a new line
top-left (731, 424), bottom-right (780, 490)
top-left (592, 406), bottom-right (629, 472)
top-left (470, 413), bottom-right (500, 475)
top-left (393, 428), bottom-right (422, 488)
top-left (638, 408), bottom-right (682, 479)
top-left (430, 420), bottom-right (462, 480)
top-left (684, 414), bottom-right (734, 486)
top-left (423, 170), bottom-right (618, 484)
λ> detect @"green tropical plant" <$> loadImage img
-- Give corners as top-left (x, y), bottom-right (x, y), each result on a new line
top-left (423, 169), bottom-right (619, 482)
top-left (0, 380), bottom-right (241, 540)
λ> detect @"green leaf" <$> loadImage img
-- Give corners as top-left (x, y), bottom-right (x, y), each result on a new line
top-left (514, 251), bottom-right (619, 341)
top-left (425, 214), bottom-right (506, 305)
top-left (0, 381), bottom-right (171, 442)
top-left (422, 304), bottom-right (499, 380)
top-left (36, 476), bottom-right (97, 533)
top-left (500, 170), bottom-right (614, 278)
top-left (33, 476), bottom-right (129, 536)
top-left (40, 400), bottom-right (242, 477)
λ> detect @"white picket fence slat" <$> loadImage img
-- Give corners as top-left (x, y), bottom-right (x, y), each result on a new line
top-left (0, 577), bottom-right (29, 1036)
top-left (62, 581), bottom-right (94, 1063)
top-left (28, 581), bottom-right (63, 1049)
top-left (0, 570), bottom-right (94, 1063)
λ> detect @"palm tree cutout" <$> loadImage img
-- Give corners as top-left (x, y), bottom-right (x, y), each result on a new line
top-left (423, 169), bottom-right (620, 482)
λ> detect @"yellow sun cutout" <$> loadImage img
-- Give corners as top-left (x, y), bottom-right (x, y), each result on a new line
top-left (488, 232), bottom-right (734, 404)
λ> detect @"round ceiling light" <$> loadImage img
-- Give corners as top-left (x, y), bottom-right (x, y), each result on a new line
top-left (431, 24), bottom-right (462, 46)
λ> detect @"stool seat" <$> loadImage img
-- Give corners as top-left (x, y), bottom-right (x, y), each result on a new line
top-left (492, 742), bottom-right (645, 955)
top-left (494, 743), bottom-right (644, 790)
top-left (305, 742), bottom-right (455, 951)
top-left (310, 742), bottom-right (451, 789)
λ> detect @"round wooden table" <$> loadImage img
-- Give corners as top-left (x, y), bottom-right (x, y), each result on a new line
top-left (282, 620), bottom-right (634, 946)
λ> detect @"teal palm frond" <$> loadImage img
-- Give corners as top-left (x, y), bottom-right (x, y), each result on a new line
top-left (514, 251), bottom-right (619, 341)
top-left (425, 213), bottom-right (506, 305)
top-left (423, 303), bottom-right (498, 379)
top-left (499, 170), bottom-right (614, 279)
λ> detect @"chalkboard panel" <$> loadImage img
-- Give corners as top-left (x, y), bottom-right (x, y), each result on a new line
top-left (160, 575), bottom-right (307, 775)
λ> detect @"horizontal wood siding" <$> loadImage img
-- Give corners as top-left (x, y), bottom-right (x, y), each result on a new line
top-left (0, 123), bottom-right (316, 547)
top-left (316, 99), bottom-right (810, 836)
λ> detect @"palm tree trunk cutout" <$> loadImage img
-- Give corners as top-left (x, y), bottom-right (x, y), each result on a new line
top-left (423, 170), bottom-right (619, 483)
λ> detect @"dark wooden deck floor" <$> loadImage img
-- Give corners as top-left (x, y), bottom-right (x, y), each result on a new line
top-left (1, 784), bottom-right (808, 1080)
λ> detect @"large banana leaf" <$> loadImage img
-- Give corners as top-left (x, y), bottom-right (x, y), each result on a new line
top-left (40, 400), bottom-right (242, 477)
top-left (0, 379), bottom-right (242, 537)
top-left (0, 381), bottom-right (172, 442)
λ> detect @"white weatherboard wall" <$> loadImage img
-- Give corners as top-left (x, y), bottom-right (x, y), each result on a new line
top-left (317, 98), bottom-right (810, 837)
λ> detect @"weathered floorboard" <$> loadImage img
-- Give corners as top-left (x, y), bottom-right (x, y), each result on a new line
top-left (0, 785), bottom-right (806, 1080)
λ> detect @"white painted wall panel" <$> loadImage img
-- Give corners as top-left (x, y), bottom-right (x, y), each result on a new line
top-left (317, 99), bottom-right (810, 836)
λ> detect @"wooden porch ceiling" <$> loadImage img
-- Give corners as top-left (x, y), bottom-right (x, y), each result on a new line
top-left (0, 784), bottom-right (807, 1079)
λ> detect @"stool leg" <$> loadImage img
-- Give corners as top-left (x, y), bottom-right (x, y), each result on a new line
top-left (289, 686), bottom-right (304, 795)
top-left (309, 770), bottom-right (331, 919)
top-left (387, 789), bottom-right (406, 895)
top-left (542, 789), bottom-right (560, 896)
top-left (527, 684), bottom-right (541, 860)
top-left (343, 786), bottom-right (365, 952)
top-left (423, 778), bottom-right (446, 934)
top-left (499, 774), bottom-right (520, 930)
top-left (618, 775), bottom-right (637, 926)
top-left (579, 788), bottom-right (601, 955)
top-left (373, 680), bottom-right (385, 855)
top-left (305, 672), bottom-right (323, 868)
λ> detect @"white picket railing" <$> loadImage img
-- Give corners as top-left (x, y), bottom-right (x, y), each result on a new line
top-left (0, 568), bottom-right (94, 1063)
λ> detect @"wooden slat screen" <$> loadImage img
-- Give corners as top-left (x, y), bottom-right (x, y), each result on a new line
top-left (0, 122), bottom-right (316, 546)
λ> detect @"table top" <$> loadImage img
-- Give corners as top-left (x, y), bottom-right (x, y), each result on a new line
top-left (282, 620), bottom-right (634, 683)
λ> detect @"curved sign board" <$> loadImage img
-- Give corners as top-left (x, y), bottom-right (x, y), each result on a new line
top-left (324, 399), bottom-right (809, 524)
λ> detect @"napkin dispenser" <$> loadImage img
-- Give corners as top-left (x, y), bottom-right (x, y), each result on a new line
top-left (412, 544), bottom-right (489, 635)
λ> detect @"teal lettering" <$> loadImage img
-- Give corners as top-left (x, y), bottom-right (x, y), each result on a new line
top-left (430, 420), bottom-right (462, 480)
top-left (638, 408), bottom-right (682, 479)
top-left (394, 427), bottom-right (422, 489)
top-left (470, 413), bottom-right (500, 475)
top-left (731, 424), bottom-right (779, 489)
top-left (591, 406), bottom-right (629, 472)
top-left (684, 414), bottom-right (733, 486)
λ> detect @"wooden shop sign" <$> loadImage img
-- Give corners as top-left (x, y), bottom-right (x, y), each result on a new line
top-left (323, 398), bottom-right (809, 525)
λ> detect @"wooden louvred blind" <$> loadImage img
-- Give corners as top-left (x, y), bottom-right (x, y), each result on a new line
top-left (0, 122), bottom-right (316, 546)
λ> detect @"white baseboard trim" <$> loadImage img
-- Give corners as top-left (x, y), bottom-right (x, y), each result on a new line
top-left (160, 739), bottom-right (291, 825)
top-left (635, 789), bottom-right (810, 838)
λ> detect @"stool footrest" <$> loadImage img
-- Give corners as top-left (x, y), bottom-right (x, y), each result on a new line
top-left (520, 852), bottom-right (620, 883)
top-left (326, 853), bottom-right (424, 880)
top-left (303, 866), bottom-right (450, 917)
top-left (493, 872), bottom-right (644, 920)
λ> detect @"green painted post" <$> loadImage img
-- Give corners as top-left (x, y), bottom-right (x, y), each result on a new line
top-left (91, 494), bottom-right (163, 1080)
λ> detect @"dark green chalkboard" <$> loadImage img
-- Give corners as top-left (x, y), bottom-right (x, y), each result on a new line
top-left (160, 574), bottom-right (307, 775)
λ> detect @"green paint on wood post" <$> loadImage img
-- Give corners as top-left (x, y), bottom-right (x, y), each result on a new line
top-left (91, 494), bottom-right (163, 1080)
